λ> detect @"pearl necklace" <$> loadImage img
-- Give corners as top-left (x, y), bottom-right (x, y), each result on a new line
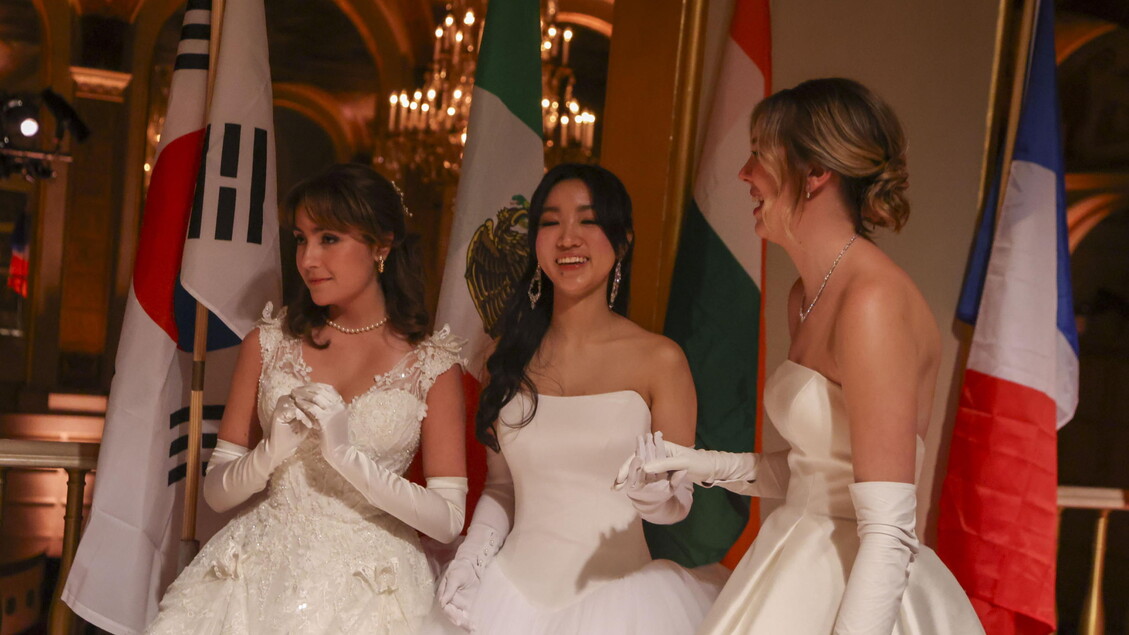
top-left (325, 316), bottom-right (388, 334)
top-left (799, 234), bottom-right (859, 323)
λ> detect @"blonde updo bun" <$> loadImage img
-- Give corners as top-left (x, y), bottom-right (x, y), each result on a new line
top-left (750, 77), bottom-right (910, 236)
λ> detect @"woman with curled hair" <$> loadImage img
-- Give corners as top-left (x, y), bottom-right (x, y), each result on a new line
top-left (424, 163), bottom-right (722, 634)
top-left (626, 78), bottom-right (985, 633)
top-left (146, 163), bottom-right (467, 634)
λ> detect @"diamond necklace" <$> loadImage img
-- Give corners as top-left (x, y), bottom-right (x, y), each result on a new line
top-left (325, 316), bottom-right (388, 334)
top-left (799, 234), bottom-right (859, 323)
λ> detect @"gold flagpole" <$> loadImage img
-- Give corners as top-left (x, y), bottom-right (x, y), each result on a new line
top-left (179, 0), bottom-right (225, 570)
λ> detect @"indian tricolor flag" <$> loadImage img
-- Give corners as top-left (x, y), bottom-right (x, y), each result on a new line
top-left (435, 0), bottom-right (543, 515)
top-left (937, 1), bottom-right (1078, 633)
top-left (648, 0), bottom-right (770, 568)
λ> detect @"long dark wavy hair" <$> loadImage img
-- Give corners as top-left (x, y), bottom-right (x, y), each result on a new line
top-left (280, 163), bottom-right (429, 346)
top-left (476, 163), bottom-right (634, 451)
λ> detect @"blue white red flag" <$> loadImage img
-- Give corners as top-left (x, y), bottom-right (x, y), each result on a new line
top-left (62, 1), bottom-right (280, 632)
top-left (938, 1), bottom-right (1078, 632)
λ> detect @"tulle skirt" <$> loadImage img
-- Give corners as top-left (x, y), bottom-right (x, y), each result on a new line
top-left (421, 559), bottom-right (725, 635)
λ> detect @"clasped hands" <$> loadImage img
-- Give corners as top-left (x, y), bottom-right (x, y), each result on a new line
top-left (259, 382), bottom-right (353, 468)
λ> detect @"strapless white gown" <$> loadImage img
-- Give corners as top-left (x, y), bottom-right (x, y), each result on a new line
top-left (424, 391), bottom-right (724, 634)
top-left (145, 305), bottom-right (463, 634)
top-left (698, 361), bottom-right (985, 634)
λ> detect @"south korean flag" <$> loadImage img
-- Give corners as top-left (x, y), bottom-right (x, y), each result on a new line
top-left (181, 0), bottom-right (281, 339)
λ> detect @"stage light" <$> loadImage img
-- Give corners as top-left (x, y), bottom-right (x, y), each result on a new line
top-left (1, 97), bottom-right (39, 143)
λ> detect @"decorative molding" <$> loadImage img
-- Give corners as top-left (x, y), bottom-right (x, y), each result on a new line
top-left (70, 66), bottom-right (132, 102)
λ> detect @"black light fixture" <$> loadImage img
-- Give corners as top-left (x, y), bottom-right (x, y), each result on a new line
top-left (0, 89), bottom-right (88, 182)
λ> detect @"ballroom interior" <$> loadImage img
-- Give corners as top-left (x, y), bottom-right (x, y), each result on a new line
top-left (0, 0), bottom-right (1126, 632)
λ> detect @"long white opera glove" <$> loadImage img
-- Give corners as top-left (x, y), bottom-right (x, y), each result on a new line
top-left (611, 432), bottom-right (693, 524)
top-left (292, 382), bottom-right (467, 544)
top-left (202, 395), bottom-right (311, 512)
top-left (437, 447), bottom-right (515, 632)
top-left (635, 437), bottom-right (757, 488)
top-left (833, 481), bottom-right (920, 635)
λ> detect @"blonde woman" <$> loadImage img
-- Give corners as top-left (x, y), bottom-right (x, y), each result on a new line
top-left (628, 78), bottom-right (985, 634)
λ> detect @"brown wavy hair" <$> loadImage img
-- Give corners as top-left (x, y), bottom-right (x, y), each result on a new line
top-left (280, 163), bottom-right (428, 346)
top-left (751, 77), bottom-right (910, 237)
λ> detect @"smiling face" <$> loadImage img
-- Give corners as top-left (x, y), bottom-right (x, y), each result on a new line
top-left (533, 178), bottom-right (619, 305)
top-left (293, 207), bottom-right (386, 308)
top-left (739, 139), bottom-right (784, 241)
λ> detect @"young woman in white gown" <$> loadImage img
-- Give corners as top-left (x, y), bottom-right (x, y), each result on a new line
top-left (629, 78), bottom-right (986, 634)
top-left (424, 164), bottom-right (722, 634)
top-left (146, 163), bottom-right (468, 634)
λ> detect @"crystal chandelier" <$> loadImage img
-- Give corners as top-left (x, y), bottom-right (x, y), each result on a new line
top-left (376, 0), bottom-right (599, 183)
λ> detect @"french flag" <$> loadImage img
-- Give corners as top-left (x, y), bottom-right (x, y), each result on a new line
top-left (937, 1), bottom-right (1078, 634)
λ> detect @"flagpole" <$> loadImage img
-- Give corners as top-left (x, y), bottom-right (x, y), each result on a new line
top-left (992, 0), bottom-right (1039, 222)
top-left (179, 0), bottom-right (225, 570)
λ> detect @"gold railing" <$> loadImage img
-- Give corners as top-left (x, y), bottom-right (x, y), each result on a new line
top-left (1059, 485), bottom-right (1129, 635)
top-left (0, 439), bottom-right (99, 635)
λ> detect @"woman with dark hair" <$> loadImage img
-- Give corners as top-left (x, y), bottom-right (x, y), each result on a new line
top-left (628, 78), bottom-right (984, 634)
top-left (425, 163), bottom-right (721, 634)
top-left (146, 163), bottom-right (467, 634)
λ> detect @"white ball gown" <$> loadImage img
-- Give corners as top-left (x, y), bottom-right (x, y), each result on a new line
top-left (423, 391), bottom-right (724, 635)
top-left (145, 305), bottom-right (464, 635)
top-left (697, 360), bottom-right (985, 634)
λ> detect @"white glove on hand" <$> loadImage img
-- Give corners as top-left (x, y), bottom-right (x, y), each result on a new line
top-left (292, 382), bottom-right (467, 543)
top-left (611, 432), bottom-right (693, 524)
top-left (833, 481), bottom-right (920, 635)
top-left (437, 449), bottom-right (514, 632)
top-left (630, 438), bottom-right (760, 490)
top-left (202, 395), bottom-right (311, 512)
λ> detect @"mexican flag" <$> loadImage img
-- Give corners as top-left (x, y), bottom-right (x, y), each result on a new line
top-left (434, 0), bottom-right (544, 515)
top-left (648, 0), bottom-right (771, 568)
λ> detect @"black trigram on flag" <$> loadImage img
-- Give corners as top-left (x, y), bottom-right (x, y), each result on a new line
top-left (189, 122), bottom-right (269, 244)
top-left (173, 0), bottom-right (210, 71)
top-left (168, 404), bottom-right (224, 485)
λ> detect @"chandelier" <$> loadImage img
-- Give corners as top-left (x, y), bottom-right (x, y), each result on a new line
top-left (376, 0), bottom-right (599, 183)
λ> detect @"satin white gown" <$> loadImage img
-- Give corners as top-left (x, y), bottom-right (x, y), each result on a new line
top-left (145, 305), bottom-right (463, 635)
top-left (424, 391), bottom-right (724, 634)
top-left (697, 361), bottom-right (985, 634)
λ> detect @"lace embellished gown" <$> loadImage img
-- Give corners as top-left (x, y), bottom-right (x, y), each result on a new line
top-left (145, 306), bottom-right (464, 635)
top-left (423, 391), bottom-right (724, 635)
top-left (698, 361), bottom-right (985, 634)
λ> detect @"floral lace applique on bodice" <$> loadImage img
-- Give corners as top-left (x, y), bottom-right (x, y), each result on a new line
top-left (255, 303), bottom-right (464, 520)
top-left (145, 303), bottom-right (464, 635)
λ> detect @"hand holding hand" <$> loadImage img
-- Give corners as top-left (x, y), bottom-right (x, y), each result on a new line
top-left (640, 438), bottom-right (759, 487)
top-left (612, 432), bottom-right (693, 524)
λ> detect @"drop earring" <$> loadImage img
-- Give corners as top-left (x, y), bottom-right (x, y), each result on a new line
top-left (528, 267), bottom-right (542, 308)
top-left (377, 256), bottom-right (386, 274)
top-left (608, 260), bottom-right (622, 309)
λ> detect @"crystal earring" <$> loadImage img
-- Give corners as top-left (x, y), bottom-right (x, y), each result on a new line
top-left (805, 189), bottom-right (812, 200)
top-left (528, 267), bottom-right (542, 308)
top-left (608, 260), bottom-right (622, 309)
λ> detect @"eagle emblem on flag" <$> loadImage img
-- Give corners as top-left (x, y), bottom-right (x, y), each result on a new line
top-left (465, 195), bottom-right (530, 337)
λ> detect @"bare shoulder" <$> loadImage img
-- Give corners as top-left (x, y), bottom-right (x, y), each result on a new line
top-left (836, 260), bottom-right (939, 362)
top-left (616, 320), bottom-right (689, 372)
top-left (241, 327), bottom-right (264, 356)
